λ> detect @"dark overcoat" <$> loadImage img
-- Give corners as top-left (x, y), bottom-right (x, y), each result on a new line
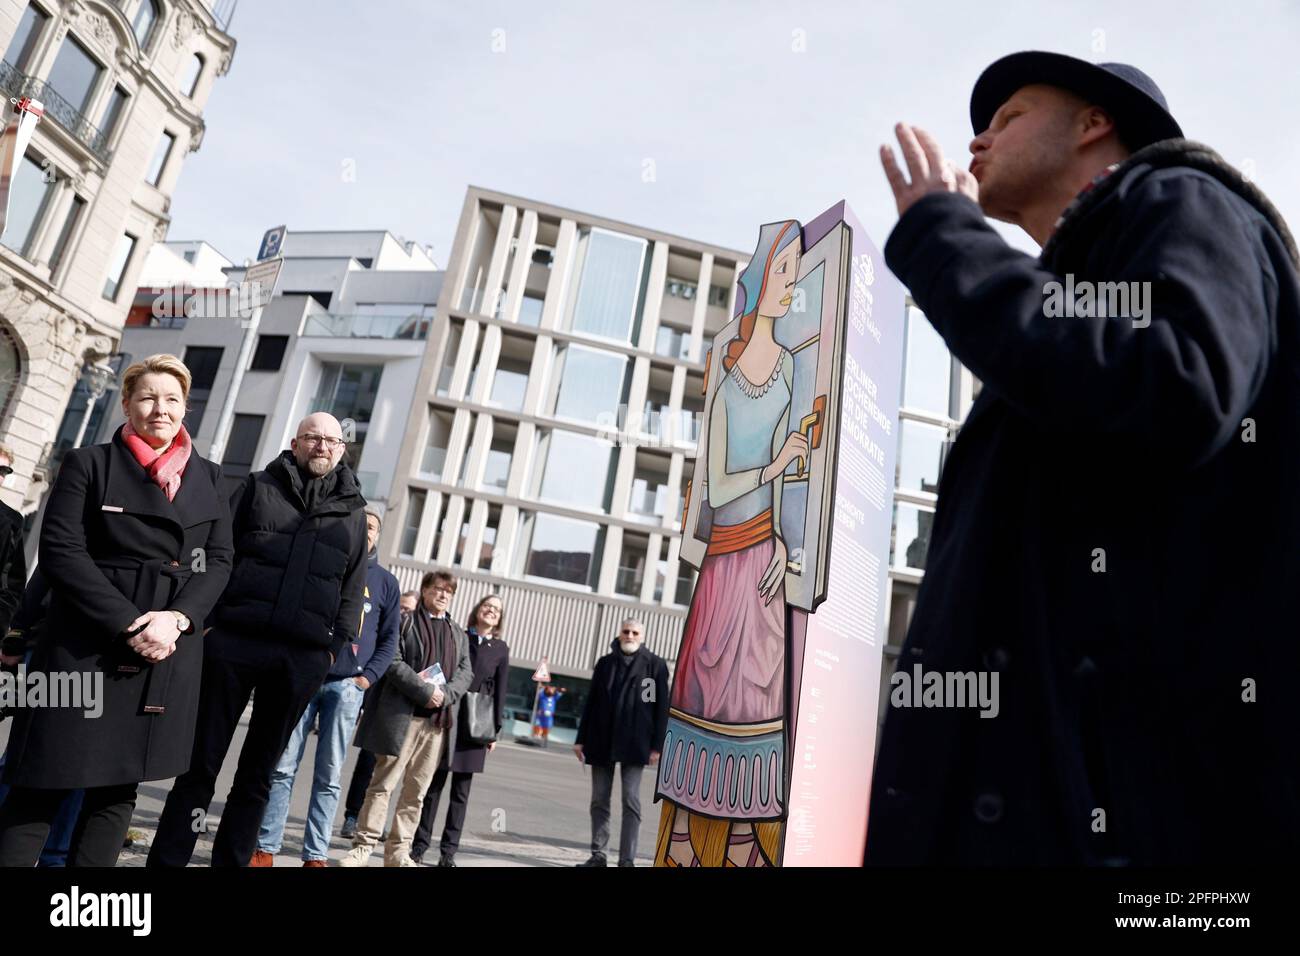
top-left (449, 631), bottom-right (509, 774)
top-left (866, 140), bottom-right (1300, 865)
top-left (3, 428), bottom-right (233, 788)
top-left (576, 641), bottom-right (670, 767)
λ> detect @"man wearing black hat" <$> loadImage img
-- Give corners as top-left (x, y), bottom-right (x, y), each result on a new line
top-left (868, 52), bottom-right (1299, 865)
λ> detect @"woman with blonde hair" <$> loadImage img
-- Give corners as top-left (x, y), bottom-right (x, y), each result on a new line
top-left (0, 354), bottom-right (233, 867)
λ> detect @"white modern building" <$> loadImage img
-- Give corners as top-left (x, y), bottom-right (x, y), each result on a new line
top-left (0, 0), bottom-right (236, 515)
top-left (89, 230), bottom-right (442, 504)
top-left (381, 187), bottom-right (980, 742)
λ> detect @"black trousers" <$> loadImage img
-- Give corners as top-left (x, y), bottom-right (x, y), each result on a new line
top-left (344, 748), bottom-right (377, 819)
top-left (0, 783), bottom-right (138, 867)
top-left (411, 765), bottom-right (474, 858)
top-left (148, 630), bottom-right (328, 867)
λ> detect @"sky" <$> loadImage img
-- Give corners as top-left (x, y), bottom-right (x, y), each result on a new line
top-left (168, 0), bottom-right (1300, 267)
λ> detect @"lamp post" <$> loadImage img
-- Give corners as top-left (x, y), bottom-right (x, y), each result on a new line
top-left (70, 359), bottom-right (116, 450)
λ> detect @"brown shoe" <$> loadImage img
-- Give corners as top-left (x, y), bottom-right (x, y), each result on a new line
top-left (249, 850), bottom-right (274, 867)
top-left (303, 860), bottom-right (327, 868)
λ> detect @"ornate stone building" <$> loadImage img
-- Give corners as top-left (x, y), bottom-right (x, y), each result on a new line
top-left (0, 0), bottom-right (235, 514)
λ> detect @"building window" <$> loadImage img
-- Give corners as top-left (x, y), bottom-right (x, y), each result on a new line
top-left (707, 284), bottom-right (730, 308)
top-left (568, 228), bottom-right (647, 343)
top-left (249, 334), bottom-right (288, 371)
top-left (47, 35), bottom-right (103, 114)
top-left (615, 532), bottom-right (650, 598)
top-left (628, 452), bottom-right (670, 521)
top-left (132, 0), bottom-right (159, 48)
top-left (48, 194), bottom-right (86, 274)
top-left (400, 489), bottom-right (426, 557)
top-left (902, 305), bottom-right (953, 416)
top-left (518, 511), bottom-right (603, 590)
top-left (219, 414), bottom-right (264, 498)
top-left (891, 502), bottom-right (935, 572)
top-left (1, 154), bottom-right (55, 258)
top-left (420, 408), bottom-right (454, 478)
top-left (3, 3), bottom-right (50, 72)
top-left (181, 346), bottom-right (222, 436)
top-left (518, 294), bottom-right (544, 327)
top-left (535, 429), bottom-right (617, 513)
top-left (897, 419), bottom-right (948, 496)
top-left (478, 505), bottom-right (501, 570)
top-left (97, 85), bottom-right (129, 141)
top-left (102, 232), bottom-right (137, 300)
top-left (480, 433), bottom-right (514, 492)
top-left (181, 53), bottom-right (204, 97)
top-left (665, 278), bottom-right (696, 300)
top-left (146, 131), bottom-right (175, 186)
top-left (550, 344), bottom-right (628, 425)
top-left (314, 362), bottom-right (381, 471)
top-left (487, 362), bottom-right (529, 412)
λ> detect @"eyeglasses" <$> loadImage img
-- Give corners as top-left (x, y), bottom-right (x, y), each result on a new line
top-left (297, 433), bottom-right (345, 449)
top-left (430, 586), bottom-right (455, 597)
top-left (621, 629), bottom-right (641, 636)
top-left (481, 605), bottom-right (502, 615)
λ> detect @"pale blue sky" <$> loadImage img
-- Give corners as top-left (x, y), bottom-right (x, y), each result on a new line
top-left (168, 0), bottom-right (1300, 265)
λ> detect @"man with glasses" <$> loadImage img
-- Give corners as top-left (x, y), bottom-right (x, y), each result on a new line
top-left (151, 412), bottom-right (370, 867)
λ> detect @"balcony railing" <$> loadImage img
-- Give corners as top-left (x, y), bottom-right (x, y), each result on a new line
top-left (0, 61), bottom-right (112, 163)
top-left (302, 312), bottom-right (431, 340)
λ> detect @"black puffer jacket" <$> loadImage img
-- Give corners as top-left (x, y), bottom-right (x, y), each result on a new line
top-left (215, 452), bottom-right (368, 659)
top-left (867, 140), bottom-right (1300, 866)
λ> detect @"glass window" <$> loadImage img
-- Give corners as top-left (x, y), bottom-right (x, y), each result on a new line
top-left (400, 490), bottom-right (426, 557)
top-left (488, 365), bottom-right (528, 412)
top-left (435, 323), bottom-right (463, 397)
top-left (896, 419), bottom-right (948, 495)
top-left (521, 511), bottom-right (603, 590)
top-left (674, 564), bottom-right (696, 606)
top-left (707, 284), bottom-right (730, 308)
top-left (97, 85), bottom-right (129, 140)
top-left (654, 325), bottom-right (691, 360)
top-left (181, 346), bottom-right (222, 435)
top-left (569, 229), bottom-right (647, 342)
top-left (537, 430), bottom-right (617, 512)
top-left (48, 194), bottom-right (85, 273)
top-left (250, 335), bottom-right (288, 371)
top-left (891, 502), bottom-right (935, 571)
top-left (47, 35), bottom-right (103, 113)
top-left (902, 305), bottom-right (952, 416)
top-left (481, 437), bottom-right (513, 492)
top-left (181, 53), bottom-right (204, 97)
top-left (478, 509), bottom-right (499, 570)
top-left (518, 294), bottom-right (544, 327)
top-left (1, 154), bottom-right (55, 258)
top-left (132, 0), bottom-right (159, 48)
top-left (420, 408), bottom-right (454, 478)
top-left (315, 362), bottom-right (381, 470)
top-left (4, 4), bottom-right (49, 71)
top-left (102, 232), bottom-right (137, 300)
top-left (219, 414), bottom-right (264, 498)
top-left (615, 533), bottom-right (650, 598)
top-left (552, 345), bottom-right (627, 425)
top-left (146, 131), bottom-right (175, 186)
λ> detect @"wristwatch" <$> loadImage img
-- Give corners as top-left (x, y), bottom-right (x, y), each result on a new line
top-left (168, 609), bottom-right (193, 634)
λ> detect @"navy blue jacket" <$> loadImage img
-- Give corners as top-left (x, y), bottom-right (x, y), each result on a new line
top-left (329, 553), bottom-right (400, 686)
top-left (866, 140), bottom-right (1300, 866)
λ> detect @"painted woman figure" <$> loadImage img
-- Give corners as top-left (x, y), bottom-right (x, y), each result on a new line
top-left (655, 220), bottom-right (808, 867)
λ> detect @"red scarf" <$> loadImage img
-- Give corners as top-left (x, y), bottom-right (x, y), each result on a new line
top-left (121, 422), bottom-right (192, 501)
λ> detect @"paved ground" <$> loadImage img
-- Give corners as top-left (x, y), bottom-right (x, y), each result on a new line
top-left (2, 703), bottom-right (661, 867)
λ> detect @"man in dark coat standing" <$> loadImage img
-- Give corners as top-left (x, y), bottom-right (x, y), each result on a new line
top-left (867, 52), bottom-right (1299, 865)
top-left (150, 412), bottom-right (369, 867)
top-left (575, 618), bottom-right (670, 867)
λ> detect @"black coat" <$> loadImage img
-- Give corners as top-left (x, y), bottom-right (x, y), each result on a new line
top-left (867, 140), bottom-right (1300, 865)
top-left (353, 610), bottom-right (473, 766)
top-left (450, 631), bottom-right (509, 774)
top-left (0, 499), bottom-right (26, 637)
top-left (3, 429), bottom-right (233, 788)
top-left (215, 451), bottom-right (368, 660)
top-left (576, 642), bottom-right (670, 767)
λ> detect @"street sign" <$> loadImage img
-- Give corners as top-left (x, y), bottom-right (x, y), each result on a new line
top-left (531, 659), bottom-right (551, 683)
top-left (242, 257), bottom-right (282, 308)
top-left (257, 225), bottom-right (286, 261)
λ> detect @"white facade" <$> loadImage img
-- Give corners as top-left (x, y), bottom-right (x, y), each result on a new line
top-left (94, 230), bottom-right (442, 508)
top-left (0, 0), bottom-right (235, 513)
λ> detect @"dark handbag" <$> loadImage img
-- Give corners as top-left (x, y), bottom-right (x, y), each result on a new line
top-left (463, 682), bottom-right (498, 745)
